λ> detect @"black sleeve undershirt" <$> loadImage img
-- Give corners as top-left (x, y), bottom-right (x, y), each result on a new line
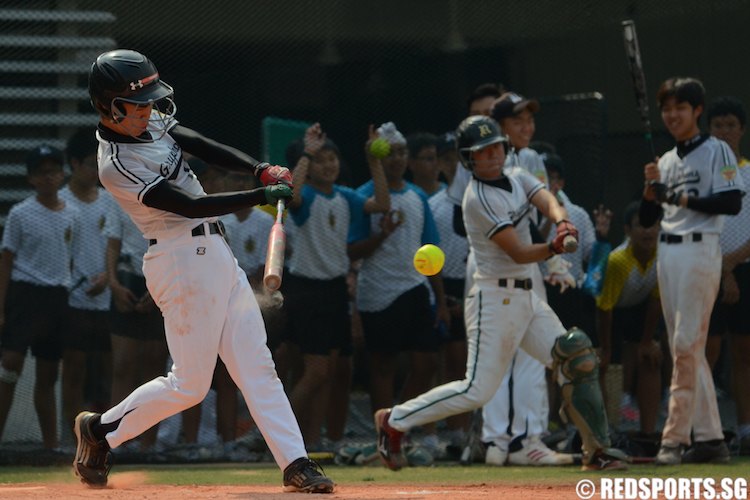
top-left (686, 190), bottom-right (742, 215)
top-left (142, 179), bottom-right (267, 218)
top-left (170, 125), bottom-right (263, 173)
top-left (638, 199), bottom-right (662, 228)
top-left (452, 204), bottom-right (467, 237)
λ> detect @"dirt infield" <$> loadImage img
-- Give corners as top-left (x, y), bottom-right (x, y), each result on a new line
top-left (0, 473), bottom-right (584, 499)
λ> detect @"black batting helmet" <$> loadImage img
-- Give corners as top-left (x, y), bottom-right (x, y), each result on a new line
top-left (88, 49), bottom-right (174, 119)
top-left (456, 115), bottom-right (507, 170)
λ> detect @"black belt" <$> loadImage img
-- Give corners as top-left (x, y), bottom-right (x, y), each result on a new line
top-left (149, 221), bottom-right (225, 246)
top-left (498, 278), bottom-right (533, 290)
top-left (659, 232), bottom-right (702, 244)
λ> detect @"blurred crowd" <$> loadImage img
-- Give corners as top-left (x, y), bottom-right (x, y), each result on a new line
top-left (0, 82), bottom-right (748, 466)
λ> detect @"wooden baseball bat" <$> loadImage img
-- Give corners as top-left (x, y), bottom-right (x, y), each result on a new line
top-left (263, 199), bottom-right (286, 292)
top-left (622, 19), bottom-right (656, 158)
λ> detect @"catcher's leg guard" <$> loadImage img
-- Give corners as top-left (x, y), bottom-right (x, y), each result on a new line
top-left (552, 328), bottom-right (626, 468)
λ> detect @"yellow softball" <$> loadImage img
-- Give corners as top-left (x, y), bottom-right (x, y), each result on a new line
top-left (369, 138), bottom-right (391, 159)
top-left (413, 244), bottom-right (445, 276)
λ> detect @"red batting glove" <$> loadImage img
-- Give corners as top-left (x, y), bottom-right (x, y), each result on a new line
top-left (549, 220), bottom-right (579, 254)
top-left (256, 163), bottom-right (293, 187)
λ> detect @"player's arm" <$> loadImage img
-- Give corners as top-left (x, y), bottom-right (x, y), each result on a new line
top-left (347, 211), bottom-right (399, 260)
top-left (142, 179), bottom-right (288, 218)
top-left (289, 123), bottom-right (326, 209)
top-left (490, 225), bottom-right (554, 264)
top-left (363, 124), bottom-right (390, 214)
top-left (170, 125), bottom-right (291, 185)
top-left (682, 190), bottom-right (742, 215)
top-left (529, 188), bottom-right (568, 226)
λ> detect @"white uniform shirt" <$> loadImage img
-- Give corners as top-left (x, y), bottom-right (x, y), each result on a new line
top-left (352, 181), bottom-right (440, 312)
top-left (286, 184), bottom-right (365, 280)
top-left (222, 209), bottom-right (274, 276)
top-left (60, 186), bottom-right (114, 310)
top-left (96, 112), bottom-right (216, 240)
top-left (658, 135), bottom-right (744, 235)
top-left (720, 158), bottom-right (750, 255)
top-left (1, 196), bottom-right (78, 287)
top-left (428, 189), bottom-right (468, 279)
top-left (462, 168), bottom-right (544, 281)
top-left (103, 202), bottom-right (149, 276)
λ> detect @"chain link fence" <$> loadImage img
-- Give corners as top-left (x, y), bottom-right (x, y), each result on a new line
top-left (0, 0), bottom-right (747, 464)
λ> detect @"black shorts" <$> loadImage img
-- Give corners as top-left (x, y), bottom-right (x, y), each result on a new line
top-left (283, 274), bottom-right (351, 356)
top-left (709, 262), bottom-right (750, 336)
top-left (1, 280), bottom-right (67, 361)
top-left (360, 284), bottom-right (438, 353)
top-left (442, 277), bottom-right (466, 342)
top-left (109, 271), bottom-right (165, 341)
top-left (544, 283), bottom-right (597, 344)
top-left (64, 308), bottom-right (111, 352)
top-left (609, 300), bottom-right (652, 364)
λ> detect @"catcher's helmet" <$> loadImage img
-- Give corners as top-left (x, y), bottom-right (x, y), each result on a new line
top-left (89, 49), bottom-right (174, 120)
top-left (456, 115), bottom-right (507, 170)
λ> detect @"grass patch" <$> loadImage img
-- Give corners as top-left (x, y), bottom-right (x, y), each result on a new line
top-left (0, 458), bottom-right (748, 486)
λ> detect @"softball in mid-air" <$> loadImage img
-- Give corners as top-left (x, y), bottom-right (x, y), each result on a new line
top-left (413, 244), bottom-right (445, 276)
top-left (369, 138), bottom-right (391, 159)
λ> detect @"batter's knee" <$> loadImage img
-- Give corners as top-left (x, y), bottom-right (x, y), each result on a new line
top-left (167, 373), bottom-right (213, 407)
top-left (552, 327), bottom-right (598, 382)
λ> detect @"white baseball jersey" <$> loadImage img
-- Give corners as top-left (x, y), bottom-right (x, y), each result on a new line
top-left (286, 184), bottom-right (365, 279)
top-left (658, 135), bottom-right (744, 235)
top-left (222, 209), bottom-right (274, 275)
top-left (1, 196), bottom-right (78, 287)
top-left (720, 157), bottom-right (750, 254)
top-left (96, 111), bottom-right (216, 240)
top-left (103, 201), bottom-right (148, 276)
top-left (428, 189), bottom-right (468, 280)
top-left (352, 181), bottom-right (439, 312)
top-left (60, 186), bottom-right (114, 310)
top-left (462, 168), bottom-right (544, 281)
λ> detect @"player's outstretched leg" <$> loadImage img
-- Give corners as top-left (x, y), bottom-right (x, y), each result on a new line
top-left (73, 411), bottom-right (112, 487)
top-left (374, 408), bottom-right (407, 470)
top-left (282, 457), bottom-right (335, 493)
top-left (552, 328), bottom-right (629, 471)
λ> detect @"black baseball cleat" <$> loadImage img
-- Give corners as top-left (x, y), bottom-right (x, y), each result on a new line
top-left (283, 457), bottom-right (335, 493)
top-left (582, 448), bottom-right (629, 471)
top-left (374, 408), bottom-right (407, 471)
top-left (73, 411), bottom-right (112, 487)
top-left (683, 440), bottom-right (730, 464)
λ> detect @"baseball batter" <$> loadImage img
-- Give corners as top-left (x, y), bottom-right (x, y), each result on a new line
top-left (72, 49), bottom-right (334, 493)
top-left (375, 116), bottom-right (627, 472)
top-left (640, 77), bottom-right (743, 465)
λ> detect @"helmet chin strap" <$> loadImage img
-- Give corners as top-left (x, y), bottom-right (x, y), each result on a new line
top-left (109, 98), bottom-right (177, 142)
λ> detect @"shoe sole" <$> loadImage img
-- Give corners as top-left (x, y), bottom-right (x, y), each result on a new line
top-left (283, 481), bottom-right (335, 493)
top-left (73, 412), bottom-right (108, 488)
top-left (373, 409), bottom-right (405, 471)
top-left (581, 460), bottom-right (628, 471)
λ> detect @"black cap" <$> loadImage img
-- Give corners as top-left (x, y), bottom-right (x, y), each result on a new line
top-left (492, 92), bottom-right (540, 121)
top-left (26, 145), bottom-right (64, 174)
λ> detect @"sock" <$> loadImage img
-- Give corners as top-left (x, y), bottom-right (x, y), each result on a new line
top-left (92, 415), bottom-right (122, 441)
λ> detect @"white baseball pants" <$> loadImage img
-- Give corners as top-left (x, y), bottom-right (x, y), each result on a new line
top-left (100, 228), bottom-right (306, 469)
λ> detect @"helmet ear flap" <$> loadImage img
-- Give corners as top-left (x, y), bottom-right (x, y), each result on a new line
top-left (112, 101), bottom-right (127, 123)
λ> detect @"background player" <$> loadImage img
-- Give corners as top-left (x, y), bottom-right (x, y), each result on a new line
top-left (375, 115), bottom-right (626, 472)
top-left (73, 49), bottom-right (333, 493)
top-left (640, 77), bottom-right (743, 465)
top-left (706, 96), bottom-right (750, 455)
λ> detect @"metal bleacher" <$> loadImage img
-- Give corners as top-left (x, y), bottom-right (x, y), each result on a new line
top-left (0, 5), bottom-right (115, 228)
